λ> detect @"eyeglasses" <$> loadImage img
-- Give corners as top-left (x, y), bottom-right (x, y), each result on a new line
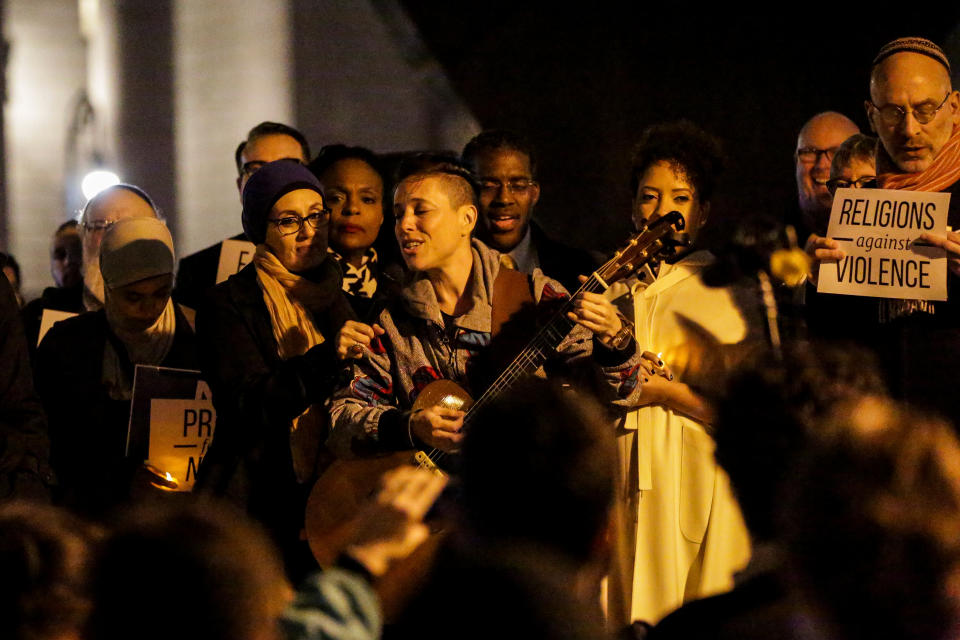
top-left (796, 147), bottom-right (838, 165)
top-left (240, 158), bottom-right (304, 179)
top-left (868, 92), bottom-right (951, 127)
top-left (81, 219), bottom-right (118, 232)
top-left (267, 210), bottom-right (330, 236)
top-left (479, 178), bottom-right (537, 195)
top-left (827, 175), bottom-right (876, 194)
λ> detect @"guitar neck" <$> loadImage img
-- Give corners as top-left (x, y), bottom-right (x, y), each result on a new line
top-left (462, 273), bottom-right (607, 428)
top-left (421, 212), bottom-right (684, 469)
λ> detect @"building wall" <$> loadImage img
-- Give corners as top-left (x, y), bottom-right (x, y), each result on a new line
top-left (173, 0), bottom-right (295, 255)
top-left (292, 0), bottom-right (478, 155)
top-left (3, 0), bottom-right (85, 297)
top-left (2, 0), bottom-right (477, 287)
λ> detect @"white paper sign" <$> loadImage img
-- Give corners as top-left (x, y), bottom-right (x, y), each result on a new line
top-left (817, 188), bottom-right (950, 301)
top-left (37, 309), bottom-right (79, 345)
top-left (146, 380), bottom-right (216, 491)
top-left (215, 238), bottom-right (256, 284)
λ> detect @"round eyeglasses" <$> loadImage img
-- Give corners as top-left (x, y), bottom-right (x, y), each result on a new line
top-left (868, 92), bottom-right (951, 127)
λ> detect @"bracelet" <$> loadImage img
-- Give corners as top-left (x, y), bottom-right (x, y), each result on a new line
top-left (609, 312), bottom-right (635, 350)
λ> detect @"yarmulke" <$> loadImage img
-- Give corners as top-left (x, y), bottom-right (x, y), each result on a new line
top-left (100, 217), bottom-right (175, 289)
top-left (241, 159), bottom-right (324, 245)
top-left (872, 37), bottom-right (951, 73)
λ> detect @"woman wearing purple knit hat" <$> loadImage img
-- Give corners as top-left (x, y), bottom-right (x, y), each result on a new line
top-left (195, 159), bottom-right (354, 581)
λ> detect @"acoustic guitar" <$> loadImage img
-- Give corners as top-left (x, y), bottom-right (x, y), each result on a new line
top-left (304, 211), bottom-right (686, 567)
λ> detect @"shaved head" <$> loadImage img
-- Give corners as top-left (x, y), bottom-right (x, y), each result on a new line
top-left (796, 111), bottom-right (860, 233)
top-left (867, 52), bottom-right (960, 174)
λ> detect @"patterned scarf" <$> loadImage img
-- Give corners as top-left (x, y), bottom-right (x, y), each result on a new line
top-left (877, 125), bottom-right (960, 192)
top-left (254, 245), bottom-right (328, 483)
top-left (331, 247), bottom-right (378, 298)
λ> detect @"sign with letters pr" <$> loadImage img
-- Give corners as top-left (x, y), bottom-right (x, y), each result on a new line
top-left (127, 365), bottom-right (216, 491)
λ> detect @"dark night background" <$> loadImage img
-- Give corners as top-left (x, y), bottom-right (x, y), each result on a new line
top-left (400, 7), bottom-right (960, 252)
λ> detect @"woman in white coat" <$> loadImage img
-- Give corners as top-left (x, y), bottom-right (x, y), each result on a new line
top-left (608, 121), bottom-right (756, 627)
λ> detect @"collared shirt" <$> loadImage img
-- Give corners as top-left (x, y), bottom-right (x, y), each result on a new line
top-left (505, 226), bottom-right (540, 274)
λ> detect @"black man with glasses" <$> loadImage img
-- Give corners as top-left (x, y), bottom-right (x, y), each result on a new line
top-left (461, 129), bottom-right (596, 293)
top-left (174, 121), bottom-right (310, 311)
top-left (195, 159), bottom-right (354, 581)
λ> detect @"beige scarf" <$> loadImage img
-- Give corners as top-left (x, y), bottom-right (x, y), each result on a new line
top-left (102, 299), bottom-right (177, 400)
top-left (254, 245), bottom-right (328, 483)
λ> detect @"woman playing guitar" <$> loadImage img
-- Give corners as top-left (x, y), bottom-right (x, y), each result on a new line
top-left (327, 161), bottom-right (645, 461)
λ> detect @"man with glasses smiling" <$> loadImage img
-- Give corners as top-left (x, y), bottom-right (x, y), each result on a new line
top-left (794, 112), bottom-right (860, 241)
top-left (461, 129), bottom-right (596, 293)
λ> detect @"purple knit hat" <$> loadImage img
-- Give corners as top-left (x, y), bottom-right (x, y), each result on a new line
top-left (241, 159), bottom-right (324, 244)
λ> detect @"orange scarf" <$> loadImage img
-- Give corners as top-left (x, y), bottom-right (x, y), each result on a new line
top-left (878, 126), bottom-right (960, 192)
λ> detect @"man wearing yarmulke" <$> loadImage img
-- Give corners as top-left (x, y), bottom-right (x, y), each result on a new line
top-left (809, 37), bottom-right (960, 427)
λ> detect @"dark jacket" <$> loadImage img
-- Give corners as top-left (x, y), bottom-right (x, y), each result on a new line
top-left (0, 275), bottom-right (53, 501)
top-left (194, 260), bottom-right (352, 577)
top-left (34, 306), bottom-right (198, 516)
top-left (21, 284), bottom-right (84, 361)
top-left (529, 221), bottom-right (599, 295)
top-left (173, 232), bottom-right (248, 310)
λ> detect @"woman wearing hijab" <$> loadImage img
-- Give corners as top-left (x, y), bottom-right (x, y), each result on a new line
top-left (195, 159), bottom-right (353, 579)
top-left (35, 214), bottom-right (197, 516)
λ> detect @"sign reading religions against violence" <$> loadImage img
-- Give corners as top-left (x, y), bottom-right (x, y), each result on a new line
top-left (126, 366), bottom-right (216, 491)
top-left (817, 188), bottom-right (951, 301)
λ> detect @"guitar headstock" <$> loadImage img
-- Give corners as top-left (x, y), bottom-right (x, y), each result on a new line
top-left (596, 211), bottom-right (686, 285)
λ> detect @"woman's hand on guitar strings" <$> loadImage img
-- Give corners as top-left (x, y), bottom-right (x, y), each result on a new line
top-left (568, 274), bottom-right (623, 347)
top-left (336, 320), bottom-right (385, 360)
top-left (344, 465), bottom-right (448, 577)
top-left (409, 406), bottom-right (465, 454)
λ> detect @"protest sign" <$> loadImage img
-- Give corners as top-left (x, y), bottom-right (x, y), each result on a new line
top-left (127, 366), bottom-right (216, 491)
top-left (215, 238), bottom-right (255, 284)
top-left (817, 188), bottom-right (950, 301)
top-left (37, 309), bottom-right (78, 345)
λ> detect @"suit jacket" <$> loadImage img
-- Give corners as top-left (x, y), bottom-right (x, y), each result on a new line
top-left (173, 232), bottom-right (248, 310)
top-left (529, 221), bottom-right (599, 295)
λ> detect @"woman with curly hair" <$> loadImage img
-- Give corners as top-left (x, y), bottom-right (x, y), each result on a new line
top-left (608, 121), bottom-right (757, 627)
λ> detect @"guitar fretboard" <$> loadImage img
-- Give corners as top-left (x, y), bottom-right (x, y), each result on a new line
top-left (422, 211), bottom-right (683, 470)
top-left (426, 273), bottom-right (606, 467)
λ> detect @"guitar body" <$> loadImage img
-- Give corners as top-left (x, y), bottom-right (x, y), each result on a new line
top-left (304, 379), bottom-right (472, 566)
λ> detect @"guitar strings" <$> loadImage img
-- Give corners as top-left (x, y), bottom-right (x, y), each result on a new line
top-left (422, 222), bottom-right (677, 469)
top-left (427, 273), bottom-right (606, 468)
